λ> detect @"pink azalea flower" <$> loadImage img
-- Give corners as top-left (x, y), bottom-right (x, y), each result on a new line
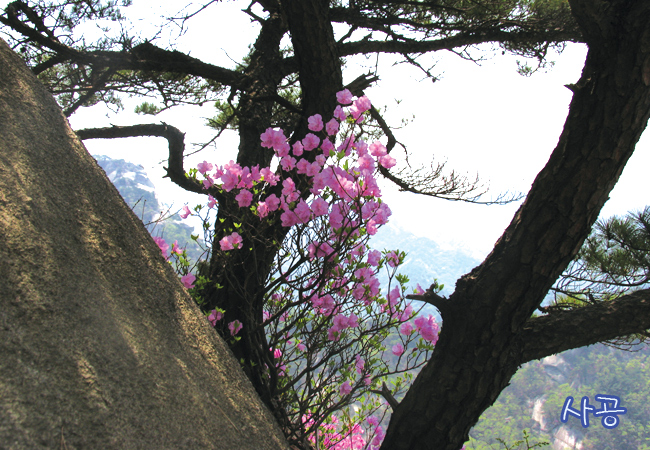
top-left (197, 160), bottom-right (213, 175)
top-left (260, 167), bottom-right (279, 185)
top-left (171, 240), bottom-right (182, 255)
top-left (308, 114), bottom-right (324, 132)
top-left (302, 133), bottom-right (320, 151)
top-left (281, 210), bottom-right (298, 227)
top-left (399, 321), bottom-right (414, 336)
top-left (265, 194), bottom-right (280, 211)
top-left (153, 236), bottom-right (169, 259)
top-left (321, 138), bottom-right (334, 153)
top-left (336, 89), bottom-right (353, 105)
top-left (355, 355), bottom-right (365, 375)
top-left (280, 155), bottom-right (297, 171)
top-left (333, 104), bottom-right (347, 121)
top-left (370, 141), bottom-right (387, 157)
top-left (208, 309), bottom-right (223, 326)
top-left (180, 205), bottom-right (192, 219)
top-left (385, 251), bottom-right (400, 268)
top-left (415, 283), bottom-right (425, 295)
top-left (367, 250), bottom-right (381, 266)
top-left (219, 232), bottom-right (243, 251)
top-left (292, 141), bottom-right (304, 156)
top-left (391, 343), bottom-right (404, 356)
top-left (228, 320), bottom-right (243, 336)
top-left (339, 381), bottom-right (353, 396)
top-left (311, 197), bottom-right (329, 216)
top-left (325, 118), bottom-right (339, 135)
top-left (294, 200), bottom-right (312, 223)
top-left (235, 189), bottom-right (253, 207)
top-left (202, 174), bottom-right (214, 189)
top-left (257, 201), bottom-right (269, 218)
top-left (379, 154), bottom-right (396, 169)
top-left (181, 273), bottom-right (196, 289)
top-left (207, 194), bottom-right (217, 209)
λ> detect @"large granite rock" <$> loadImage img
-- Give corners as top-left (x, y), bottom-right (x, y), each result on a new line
top-left (0, 38), bottom-right (288, 450)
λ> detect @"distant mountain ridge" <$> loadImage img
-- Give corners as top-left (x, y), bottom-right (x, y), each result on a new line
top-left (93, 155), bottom-right (205, 262)
top-left (370, 223), bottom-right (481, 296)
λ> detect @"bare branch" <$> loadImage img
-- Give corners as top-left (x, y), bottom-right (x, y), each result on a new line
top-left (518, 289), bottom-right (650, 363)
top-left (75, 123), bottom-right (210, 195)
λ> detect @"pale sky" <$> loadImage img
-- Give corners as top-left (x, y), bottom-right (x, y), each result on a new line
top-left (5, 0), bottom-right (647, 260)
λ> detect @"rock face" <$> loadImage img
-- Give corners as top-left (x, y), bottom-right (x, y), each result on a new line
top-left (0, 38), bottom-right (288, 450)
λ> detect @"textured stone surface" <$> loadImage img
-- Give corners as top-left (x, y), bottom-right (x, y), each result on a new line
top-left (0, 38), bottom-right (288, 450)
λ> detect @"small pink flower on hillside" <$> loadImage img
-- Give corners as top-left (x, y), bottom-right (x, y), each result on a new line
top-left (379, 154), bottom-right (396, 169)
top-left (336, 89), bottom-right (353, 105)
top-left (208, 309), bottom-right (223, 326)
top-left (415, 283), bottom-right (425, 295)
top-left (385, 251), bottom-right (400, 268)
top-left (297, 342), bottom-right (306, 352)
top-left (354, 95), bottom-right (371, 113)
top-left (153, 236), bottom-right (169, 259)
top-left (228, 320), bottom-right (243, 336)
top-left (273, 348), bottom-right (282, 359)
top-left (181, 273), bottom-right (196, 289)
top-left (367, 416), bottom-right (379, 427)
top-left (339, 381), bottom-right (353, 396)
top-left (392, 343), bottom-right (404, 356)
top-left (180, 205), bottom-right (192, 219)
top-left (235, 189), bottom-right (253, 207)
top-left (207, 194), bottom-right (217, 209)
top-left (302, 133), bottom-right (320, 151)
top-left (197, 160), bottom-right (213, 175)
top-left (308, 114), bottom-right (324, 132)
top-left (325, 118), bottom-right (339, 135)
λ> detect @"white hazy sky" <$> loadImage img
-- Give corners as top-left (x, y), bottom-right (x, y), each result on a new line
top-left (6, 0), bottom-right (647, 260)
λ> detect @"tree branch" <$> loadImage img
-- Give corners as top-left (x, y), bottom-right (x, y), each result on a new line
top-left (0, 9), bottom-right (250, 89)
top-left (75, 124), bottom-right (209, 195)
top-left (518, 289), bottom-right (650, 363)
top-left (337, 29), bottom-right (583, 57)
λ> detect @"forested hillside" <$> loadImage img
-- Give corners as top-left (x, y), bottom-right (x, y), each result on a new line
top-left (467, 343), bottom-right (650, 450)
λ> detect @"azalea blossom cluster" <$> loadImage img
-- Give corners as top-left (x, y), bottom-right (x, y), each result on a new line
top-left (167, 90), bottom-right (440, 449)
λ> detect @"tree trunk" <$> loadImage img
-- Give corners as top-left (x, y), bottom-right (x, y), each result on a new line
top-left (203, 0), bottom-right (344, 433)
top-left (380, 1), bottom-right (650, 449)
